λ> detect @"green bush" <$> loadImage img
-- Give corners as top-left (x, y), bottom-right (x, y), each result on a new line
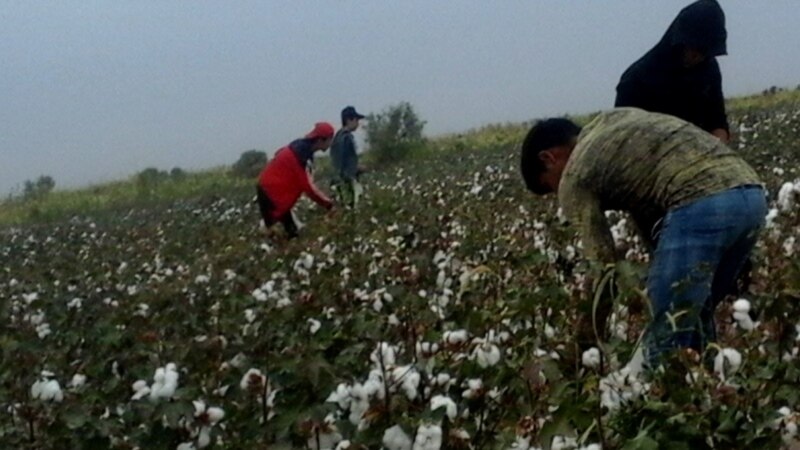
top-left (364, 102), bottom-right (426, 164)
top-left (232, 150), bottom-right (267, 179)
top-left (22, 175), bottom-right (56, 200)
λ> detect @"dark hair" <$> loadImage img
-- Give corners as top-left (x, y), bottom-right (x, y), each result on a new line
top-left (520, 118), bottom-right (581, 194)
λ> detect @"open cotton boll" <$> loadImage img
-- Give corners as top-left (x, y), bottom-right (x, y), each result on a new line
top-left (31, 379), bottom-right (64, 402)
top-left (240, 368), bottom-right (266, 391)
top-left (733, 311), bottom-right (756, 331)
top-left (551, 435), bottom-right (577, 450)
top-left (714, 348), bottom-right (743, 381)
top-left (131, 380), bottom-right (151, 400)
top-left (414, 424), bottom-right (443, 450)
top-left (777, 181), bottom-right (800, 212)
top-left (443, 329), bottom-right (468, 345)
top-left (430, 395), bottom-right (457, 420)
top-left (382, 425), bottom-right (413, 450)
top-left (733, 299), bottom-right (751, 313)
top-left (370, 342), bottom-right (397, 367)
top-left (473, 343), bottom-right (502, 368)
top-left (206, 407), bottom-right (225, 424)
top-left (581, 347), bottom-right (601, 369)
top-left (69, 374), bottom-right (87, 389)
top-left (149, 363), bottom-right (180, 401)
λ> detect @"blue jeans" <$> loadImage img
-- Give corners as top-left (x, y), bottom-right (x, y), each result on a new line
top-left (643, 185), bottom-right (767, 365)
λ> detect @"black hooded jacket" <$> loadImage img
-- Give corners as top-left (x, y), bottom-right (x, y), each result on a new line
top-left (615, 0), bottom-right (729, 133)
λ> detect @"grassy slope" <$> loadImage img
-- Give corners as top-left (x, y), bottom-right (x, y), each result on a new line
top-left (2, 89), bottom-right (799, 227)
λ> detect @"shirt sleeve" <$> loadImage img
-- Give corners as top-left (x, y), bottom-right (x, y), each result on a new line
top-left (559, 178), bottom-right (618, 266)
top-left (297, 163), bottom-right (333, 209)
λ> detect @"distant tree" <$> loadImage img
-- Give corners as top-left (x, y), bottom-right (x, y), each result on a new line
top-left (136, 167), bottom-right (169, 192)
top-left (364, 102), bottom-right (426, 164)
top-left (232, 150), bottom-right (267, 179)
top-left (170, 167), bottom-right (187, 180)
top-left (23, 175), bottom-right (56, 200)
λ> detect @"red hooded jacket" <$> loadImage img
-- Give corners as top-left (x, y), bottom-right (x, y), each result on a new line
top-left (258, 140), bottom-right (333, 220)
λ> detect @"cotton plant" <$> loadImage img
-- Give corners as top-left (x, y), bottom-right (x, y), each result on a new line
top-left (186, 400), bottom-right (225, 449)
top-left (773, 406), bottom-right (800, 445)
top-left (240, 368), bottom-right (277, 422)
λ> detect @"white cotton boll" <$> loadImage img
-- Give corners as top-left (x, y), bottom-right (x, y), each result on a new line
top-left (67, 297), bottom-right (82, 309)
top-left (244, 309), bottom-right (256, 323)
top-left (784, 236), bottom-right (796, 257)
top-left (413, 424), bottom-right (443, 450)
top-left (326, 383), bottom-right (351, 410)
top-left (391, 366), bottom-right (420, 400)
top-left (193, 400), bottom-right (207, 416)
top-left (252, 288), bottom-right (268, 302)
top-left (777, 181), bottom-right (799, 212)
top-left (195, 275), bottom-right (210, 284)
top-left (383, 425), bottom-right (413, 450)
top-left (733, 299), bottom-right (751, 313)
top-left (240, 368), bottom-right (266, 391)
top-left (510, 436), bottom-right (532, 450)
top-left (430, 395), bottom-right (457, 420)
top-left (582, 347), bottom-right (601, 369)
top-left (388, 314), bottom-right (401, 326)
top-left (474, 344), bottom-right (502, 368)
top-left (131, 381), bottom-right (151, 400)
top-left (36, 323), bottom-right (52, 339)
top-left (32, 379), bottom-right (63, 402)
top-left (443, 329), bottom-right (468, 344)
top-left (733, 311), bottom-right (756, 331)
top-left (206, 407), bottom-right (225, 424)
top-left (600, 366), bottom-right (648, 411)
top-left (132, 380), bottom-right (148, 392)
top-left (30, 380), bottom-right (44, 400)
top-left (434, 373), bottom-right (451, 387)
top-left (765, 208), bottom-right (779, 228)
top-left (579, 445), bottom-right (601, 450)
top-left (370, 342), bottom-right (397, 367)
top-left (69, 374), bottom-right (87, 389)
top-left (462, 378), bottom-right (483, 399)
top-left (551, 435), bottom-right (577, 450)
top-left (335, 440), bottom-right (351, 450)
top-left (197, 426), bottom-right (211, 448)
top-left (308, 319), bottom-right (322, 334)
top-left (176, 442), bottom-right (196, 450)
top-left (714, 348), bottom-right (743, 380)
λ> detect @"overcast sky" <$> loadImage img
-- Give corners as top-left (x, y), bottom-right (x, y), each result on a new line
top-left (2, 1), bottom-right (799, 195)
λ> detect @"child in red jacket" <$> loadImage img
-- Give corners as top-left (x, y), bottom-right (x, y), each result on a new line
top-left (257, 122), bottom-right (335, 238)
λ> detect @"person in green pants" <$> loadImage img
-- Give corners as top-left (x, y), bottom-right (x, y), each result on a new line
top-left (330, 106), bottom-right (366, 208)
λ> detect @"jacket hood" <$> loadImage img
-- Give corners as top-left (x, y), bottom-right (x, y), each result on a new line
top-left (659, 0), bottom-right (727, 57)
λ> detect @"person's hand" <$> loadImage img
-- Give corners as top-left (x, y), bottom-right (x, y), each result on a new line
top-left (711, 128), bottom-right (730, 144)
top-left (325, 204), bottom-right (338, 218)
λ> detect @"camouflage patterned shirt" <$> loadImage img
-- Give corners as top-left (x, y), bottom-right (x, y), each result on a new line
top-left (558, 107), bottom-right (761, 264)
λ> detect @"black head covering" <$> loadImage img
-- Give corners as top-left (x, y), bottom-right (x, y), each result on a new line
top-left (662, 0), bottom-right (727, 57)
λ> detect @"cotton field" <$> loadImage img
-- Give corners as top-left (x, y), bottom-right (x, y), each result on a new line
top-left (2, 98), bottom-right (800, 449)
